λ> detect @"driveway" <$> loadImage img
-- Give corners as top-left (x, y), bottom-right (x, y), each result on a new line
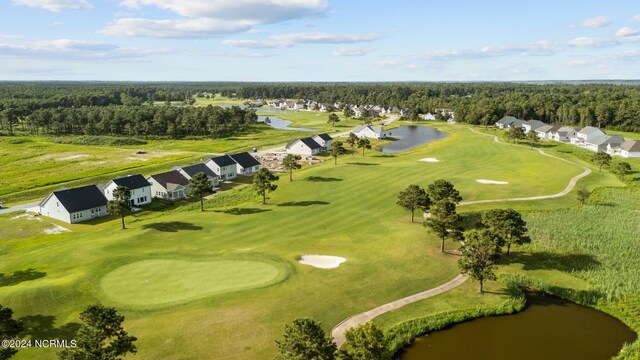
top-left (0, 201), bottom-right (40, 215)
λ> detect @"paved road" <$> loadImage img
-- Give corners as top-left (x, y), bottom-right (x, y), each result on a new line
top-left (0, 201), bottom-right (40, 215)
top-left (331, 274), bottom-right (467, 346)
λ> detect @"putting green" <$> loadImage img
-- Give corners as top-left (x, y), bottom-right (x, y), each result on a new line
top-left (100, 259), bottom-right (283, 307)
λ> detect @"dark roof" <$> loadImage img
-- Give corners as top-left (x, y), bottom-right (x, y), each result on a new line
top-left (52, 185), bottom-right (107, 213)
top-left (178, 163), bottom-right (217, 178)
top-left (112, 174), bottom-right (151, 189)
top-left (299, 137), bottom-right (323, 150)
top-left (148, 170), bottom-right (190, 189)
top-left (314, 133), bottom-right (333, 141)
top-left (229, 152), bottom-right (261, 168)
top-left (207, 155), bottom-right (236, 167)
top-left (621, 140), bottom-right (640, 152)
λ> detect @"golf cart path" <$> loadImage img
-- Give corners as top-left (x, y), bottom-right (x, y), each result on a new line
top-left (331, 274), bottom-right (467, 347)
top-left (331, 126), bottom-right (593, 347)
top-left (0, 201), bottom-right (40, 215)
top-left (462, 127), bottom-right (591, 205)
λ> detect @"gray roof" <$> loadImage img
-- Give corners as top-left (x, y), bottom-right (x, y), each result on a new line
top-left (496, 116), bottom-right (518, 125)
top-left (621, 140), bottom-right (640, 152)
top-left (177, 163), bottom-right (217, 178)
top-left (112, 174), bottom-right (151, 190)
top-left (536, 125), bottom-right (553, 133)
top-left (525, 120), bottom-right (547, 129)
top-left (555, 126), bottom-right (575, 136)
top-left (512, 119), bottom-right (527, 128)
top-left (50, 185), bottom-right (107, 213)
top-left (353, 125), bottom-right (384, 135)
top-left (578, 126), bottom-right (605, 136)
top-left (148, 170), bottom-right (189, 189)
top-left (589, 134), bottom-right (624, 146)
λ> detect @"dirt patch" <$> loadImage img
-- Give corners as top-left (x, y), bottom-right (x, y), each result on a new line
top-left (58, 154), bottom-right (88, 161)
top-left (43, 224), bottom-right (71, 235)
top-left (11, 213), bottom-right (42, 221)
top-left (476, 179), bottom-right (509, 185)
top-left (298, 255), bottom-right (346, 269)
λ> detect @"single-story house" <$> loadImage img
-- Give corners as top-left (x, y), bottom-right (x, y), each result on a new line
top-left (205, 155), bottom-right (237, 181)
top-left (495, 116), bottom-right (518, 129)
top-left (39, 185), bottom-right (108, 224)
top-left (522, 120), bottom-right (547, 133)
top-left (175, 163), bottom-right (220, 188)
top-left (352, 125), bottom-right (386, 139)
top-left (311, 133), bottom-right (333, 151)
top-left (585, 134), bottom-right (625, 153)
top-left (147, 170), bottom-right (190, 201)
top-left (549, 126), bottom-right (577, 142)
top-left (571, 126), bottom-right (606, 146)
top-left (423, 112), bottom-right (436, 120)
top-left (103, 174), bottom-right (151, 207)
top-left (229, 152), bottom-right (261, 175)
top-left (285, 137), bottom-right (323, 156)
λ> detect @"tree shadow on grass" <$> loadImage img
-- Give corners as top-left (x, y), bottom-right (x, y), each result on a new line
top-left (306, 176), bottom-right (343, 182)
top-left (501, 251), bottom-right (601, 272)
top-left (0, 269), bottom-right (46, 287)
top-left (214, 208), bottom-right (272, 215)
top-left (142, 222), bottom-right (203, 232)
top-left (346, 162), bottom-right (380, 166)
top-left (19, 315), bottom-right (80, 340)
top-left (459, 211), bottom-right (484, 231)
top-left (278, 201), bottom-right (330, 207)
top-left (373, 154), bottom-right (395, 158)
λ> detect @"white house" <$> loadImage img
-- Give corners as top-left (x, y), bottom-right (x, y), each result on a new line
top-left (311, 133), bottom-right (333, 151)
top-left (229, 152), bottom-right (261, 176)
top-left (535, 125), bottom-right (555, 139)
top-left (205, 155), bottom-right (237, 181)
top-left (608, 140), bottom-right (640, 158)
top-left (285, 137), bottom-right (323, 156)
top-left (423, 112), bottom-right (436, 120)
top-left (147, 170), bottom-right (190, 201)
top-left (549, 127), bottom-right (577, 142)
top-left (522, 120), bottom-right (547, 133)
top-left (495, 116), bottom-right (518, 129)
top-left (571, 126), bottom-right (606, 146)
top-left (175, 163), bottom-right (220, 188)
top-left (352, 125), bottom-right (386, 139)
top-left (585, 134), bottom-right (625, 153)
top-left (103, 174), bottom-right (152, 206)
top-left (39, 185), bottom-right (108, 224)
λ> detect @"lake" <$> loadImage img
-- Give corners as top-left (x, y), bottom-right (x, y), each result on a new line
top-left (399, 293), bottom-right (636, 360)
top-left (257, 115), bottom-right (317, 132)
top-left (381, 126), bottom-right (448, 153)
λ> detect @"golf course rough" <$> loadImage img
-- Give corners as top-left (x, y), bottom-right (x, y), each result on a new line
top-left (100, 259), bottom-right (285, 308)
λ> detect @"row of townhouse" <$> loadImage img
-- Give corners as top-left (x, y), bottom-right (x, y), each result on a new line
top-left (37, 152), bottom-right (262, 224)
top-left (495, 116), bottom-right (640, 158)
top-left (264, 98), bottom-right (411, 117)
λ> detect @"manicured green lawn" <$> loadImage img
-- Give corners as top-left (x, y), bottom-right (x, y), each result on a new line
top-left (256, 109), bottom-right (359, 133)
top-left (0, 123), bottom-right (633, 359)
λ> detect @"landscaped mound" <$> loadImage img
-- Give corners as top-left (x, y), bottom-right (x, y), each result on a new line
top-left (476, 179), bottom-right (509, 185)
top-left (100, 259), bottom-right (284, 307)
top-left (298, 255), bottom-right (346, 269)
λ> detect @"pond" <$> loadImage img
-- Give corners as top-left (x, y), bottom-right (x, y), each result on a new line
top-left (257, 115), bottom-right (317, 132)
top-left (381, 126), bottom-right (448, 153)
top-left (399, 293), bottom-right (636, 360)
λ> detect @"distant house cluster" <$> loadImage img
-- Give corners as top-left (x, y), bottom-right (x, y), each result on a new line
top-left (285, 133), bottom-right (333, 156)
top-left (37, 152), bottom-right (262, 224)
top-left (496, 116), bottom-right (640, 158)
top-left (264, 99), bottom-right (411, 118)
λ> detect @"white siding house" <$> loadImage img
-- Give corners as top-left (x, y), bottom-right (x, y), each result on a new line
top-left (585, 134), bottom-right (624, 153)
top-left (147, 170), bottom-right (190, 201)
top-left (549, 127), bottom-right (577, 142)
top-left (608, 140), bottom-right (640, 158)
top-left (311, 133), bottom-right (333, 151)
top-left (205, 155), bottom-right (237, 181)
top-left (352, 125), bottom-right (386, 139)
top-left (39, 185), bottom-right (108, 224)
top-left (423, 112), bottom-right (436, 120)
top-left (285, 138), bottom-right (323, 156)
top-left (175, 163), bottom-right (220, 188)
top-left (522, 120), bottom-right (547, 133)
top-left (229, 152), bottom-right (261, 175)
top-left (103, 174), bottom-right (151, 207)
top-left (571, 126), bottom-right (606, 147)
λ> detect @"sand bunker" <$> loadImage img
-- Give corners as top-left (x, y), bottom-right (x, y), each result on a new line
top-left (298, 255), bottom-right (346, 269)
top-left (419, 158), bottom-right (439, 163)
top-left (58, 154), bottom-right (88, 161)
top-left (476, 179), bottom-right (509, 185)
top-left (43, 224), bottom-right (71, 234)
top-left (11, 214), bottom-right (43, 221)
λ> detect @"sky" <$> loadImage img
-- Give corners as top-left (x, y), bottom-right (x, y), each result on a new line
top-left (1, 0), bottom-right (640, 81)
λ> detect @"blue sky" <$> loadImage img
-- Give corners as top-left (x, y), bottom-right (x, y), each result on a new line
top-left (1, 0), bottom-right (640, 81)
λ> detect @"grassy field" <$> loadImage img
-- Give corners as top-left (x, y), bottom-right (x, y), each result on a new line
top-left (255, 109), bottom-right (359, 134)
top-left (0, 122), bottom-right (635, 359)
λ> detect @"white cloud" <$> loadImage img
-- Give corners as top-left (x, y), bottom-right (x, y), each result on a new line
top-left (12, 0), bottom-right (93, 12)
top-left (615, 27), bottom-right (639, 37)
top-left (567, 37), bottom-right (618, 47)
top-left (223, 32), bottom-right (381, 49)
top-left (107, 0), bottom-right (328, 38)
top-left (581, 16), bottom-right (612, 28)
top-left (634, 14), bottom-right (640, 22)
top-left (0, 38), bottom-right (171, 60)
top-left (331, 47), bottom-right (374, 56)
top-left (101, 18), bottom-right (255, 38)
